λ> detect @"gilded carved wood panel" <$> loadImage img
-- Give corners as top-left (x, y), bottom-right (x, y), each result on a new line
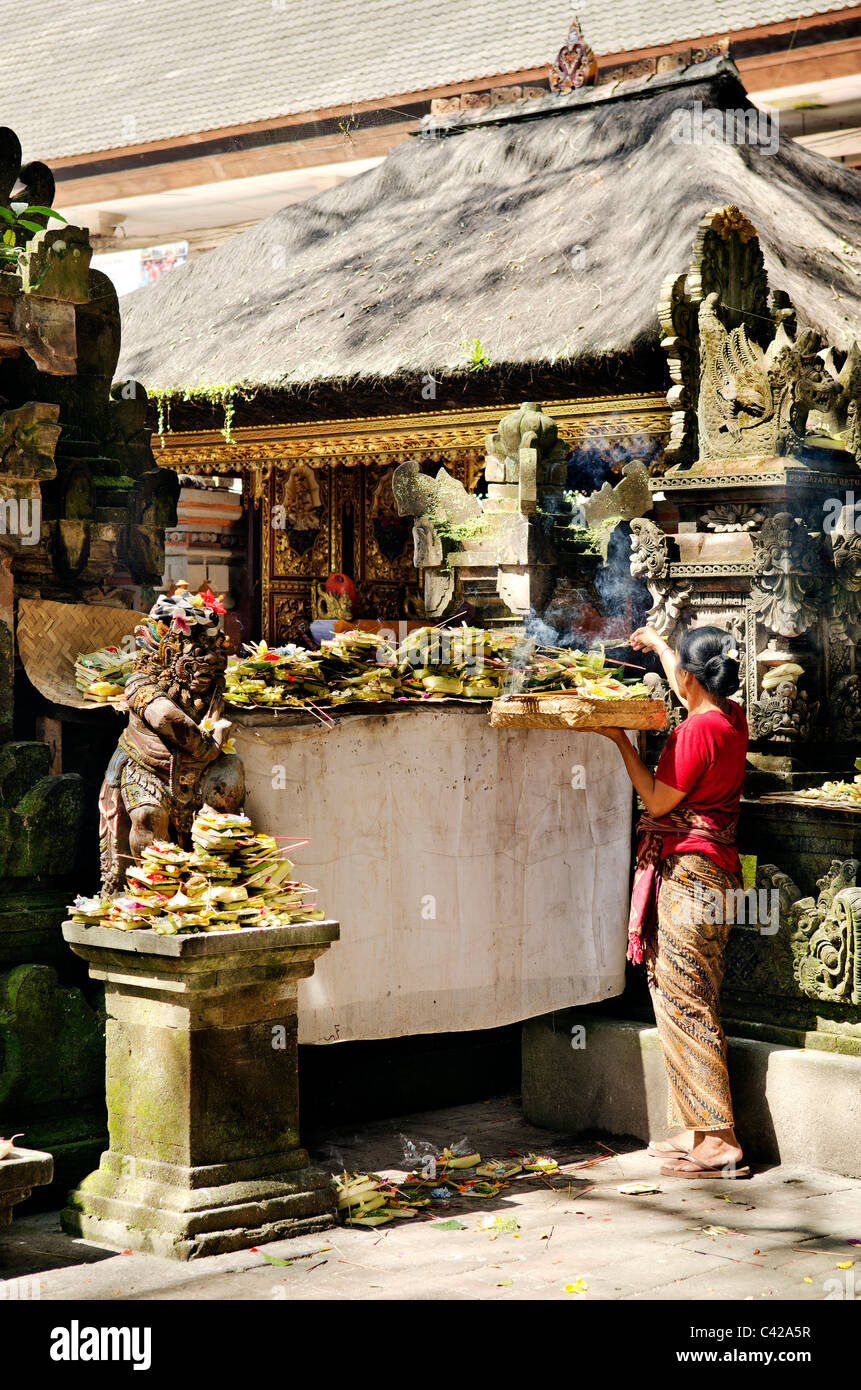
top-left (163, 393), bottom-right (671, 643)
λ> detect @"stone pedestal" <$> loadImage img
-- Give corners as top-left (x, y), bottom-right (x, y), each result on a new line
top-left (0, 1146), bottom-right (53, 1224)
top-left (60, 919), bottom-right (339, 1259)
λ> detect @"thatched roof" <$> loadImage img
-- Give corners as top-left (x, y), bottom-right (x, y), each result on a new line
top-left (117, 58), bottom-right (861, 398)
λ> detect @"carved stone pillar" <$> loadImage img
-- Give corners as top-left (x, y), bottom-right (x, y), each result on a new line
top-left (61, 919), bottom-right (339, 1259)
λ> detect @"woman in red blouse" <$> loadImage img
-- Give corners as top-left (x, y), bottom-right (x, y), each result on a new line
top-left (588, 624), bottom-right (750, 1179)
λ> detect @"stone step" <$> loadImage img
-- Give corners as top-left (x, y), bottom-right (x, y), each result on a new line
top-left (522, 1011), bottom-right (861, 1179)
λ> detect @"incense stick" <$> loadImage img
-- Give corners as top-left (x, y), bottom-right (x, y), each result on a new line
top-left (433, 607), bottom-right (469, 629)
top-left (305, 701), bottom-right (336, 728)
top-left (599, 656), bottom-right (647, 672)
top-left (536, 643), bottom-right (648, 673)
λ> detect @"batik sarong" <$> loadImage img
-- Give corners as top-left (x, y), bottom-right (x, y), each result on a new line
top-left (646, 851), bottom-right (740, 1130)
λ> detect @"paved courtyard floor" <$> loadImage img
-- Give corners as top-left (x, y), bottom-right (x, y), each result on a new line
top-left (2, 1096), bottom-right (859, 1303)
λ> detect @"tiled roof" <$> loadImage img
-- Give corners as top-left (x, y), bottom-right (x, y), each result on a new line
top-left (1, 0), bottom-right (856, 161)
top-left (115, 61), bottom-right (861, 393)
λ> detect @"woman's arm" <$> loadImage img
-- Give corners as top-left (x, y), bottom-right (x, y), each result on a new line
top-left (591, 728), bottom-right (686, 818)
top-left (630, 625), bottom-right (688, 709)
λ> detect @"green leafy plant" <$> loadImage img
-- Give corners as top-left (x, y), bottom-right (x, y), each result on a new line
top-left (427, 508), bottom-right (489, 570)
top-left (462, 337), bottom-right (491, 371)
top-left (576, 519), bottom-right (616, 555)
top-left (151, 383), bottom-right (257, 444)
top-left (0, 203), bottom-right (68, 263)
top-left (430, 512), bottom-right (488, 546)
top-left (562, 489), bottom-right (615, 554)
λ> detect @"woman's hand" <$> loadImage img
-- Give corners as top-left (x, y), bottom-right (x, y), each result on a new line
top-left (580, 726), bottom-right (626, 745)
top-left (629, 625), bottom-right (666, 654)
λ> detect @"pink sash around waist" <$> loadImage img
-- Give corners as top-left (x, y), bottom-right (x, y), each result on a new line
top-left (627, 808), bottom-right (739, 965)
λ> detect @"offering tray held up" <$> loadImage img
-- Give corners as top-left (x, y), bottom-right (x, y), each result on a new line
top-left (490, 691), bottom-right (667, 730)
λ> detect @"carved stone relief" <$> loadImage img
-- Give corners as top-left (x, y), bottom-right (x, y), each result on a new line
top-left (750, 513), bottom-right (825, 639)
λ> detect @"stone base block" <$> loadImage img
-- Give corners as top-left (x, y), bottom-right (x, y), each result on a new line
top-left (522, 1011), bottom-right (861, 1179)
top-left (62, 1153), bottom-right (335, 1259)
top-left (0, 1146), bottom-right (53, 1224)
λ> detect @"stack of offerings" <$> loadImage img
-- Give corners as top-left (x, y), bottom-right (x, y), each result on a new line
top-left (224, 627), bottom-right (538, 707)
top-left (225, 642), bottom-right (330, 707)
top-left (224, 631), bottom-right (402, 706)
top-left (75, 645), bottom-right (134, 702)
top-left (320, 629), bottom-right (400, 704)
top-left (394, 627), bottom-right (518, 699)
top-left (67, 806), bottom-right (325, 934)
top-left (791, 757), bottom-right (861, 807)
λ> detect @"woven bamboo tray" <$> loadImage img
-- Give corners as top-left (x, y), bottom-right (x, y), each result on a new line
top-left (17, 597), bottom-right (146, 711)
top-left (490, 691), bottom-right (667, 730)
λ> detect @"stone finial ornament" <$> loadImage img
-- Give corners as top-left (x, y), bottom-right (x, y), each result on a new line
top-left (484, 402), bottom-right (568, 486)
top-left (549, 16), bottom-right (598, 91)
top-left (658, 204), bottom-right (852, 470)
top-left (98, 585), bottom-right (244, 893)
top-left (580, 461), bottom-right (652, 530)
top-left (395, 405), bottom-right (566, 625)
top-left (392, 459), bottom-right (481, 525)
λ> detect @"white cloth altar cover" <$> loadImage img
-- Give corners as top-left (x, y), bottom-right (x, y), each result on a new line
top-left (235, 706), bottom-right (632, 1043)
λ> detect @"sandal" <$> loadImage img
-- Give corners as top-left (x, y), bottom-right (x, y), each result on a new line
top-left (660, 1154), bottom-right (751, 1179)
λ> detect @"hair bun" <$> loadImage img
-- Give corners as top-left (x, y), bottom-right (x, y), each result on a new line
top-left (702, 653), bottom-right (739, 697)
top-left (678, 625), bottom-right (741, 697)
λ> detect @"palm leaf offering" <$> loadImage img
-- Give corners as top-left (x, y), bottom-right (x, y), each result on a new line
top-left (793, 763), bottom-right (861, 806)
top-left (330, 1143), bottom-right (566, 1228)
top-left (67, 805), bottom-right (325, 933)
top-left (74, 644), bottom-right (134, 701)
top-left (223, 628), bottom-right (650, 710)
top-left (492, 644), bottom-right (665, 730)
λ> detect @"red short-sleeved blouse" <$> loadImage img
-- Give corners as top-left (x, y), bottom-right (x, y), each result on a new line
top-left (653, 699), bottom-right (748, 874)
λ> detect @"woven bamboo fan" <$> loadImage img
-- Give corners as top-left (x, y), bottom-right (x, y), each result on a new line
top-left (490, 691), bottom-right (667, 730)
top-left (17, 598), bottom-right (147, 711)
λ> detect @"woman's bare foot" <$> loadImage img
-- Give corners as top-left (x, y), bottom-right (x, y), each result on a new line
top-left (659, 1129), bottom-right (746, 1176)
top-left (648, 1130), bottom-right (695, 1156)
top-left (690, 1128), bottom-right (743, 1168)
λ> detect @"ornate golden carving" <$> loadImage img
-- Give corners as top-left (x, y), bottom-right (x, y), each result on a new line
top-left (708, 205), bottom-right (758, 244)
top-left (270, 465), bottom-right (330, 577)
top-left (155, 393), bottom-right (670, 479)
top-left (364, 465), bottom-right (414, 582)
top-left (157, 394), bottom-right (671, 632)
top-left (269, 583), bottom-right (314, 644)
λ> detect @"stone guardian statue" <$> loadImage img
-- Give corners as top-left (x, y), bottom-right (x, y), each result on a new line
top-left (97, 585), bottom-right (245, 893)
